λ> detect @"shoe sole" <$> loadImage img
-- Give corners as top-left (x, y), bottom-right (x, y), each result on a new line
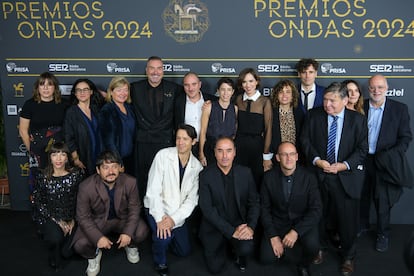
top-left (87, 250), bottom-right (102, 276)
top-left (125, 248), bottom-right (140, 264)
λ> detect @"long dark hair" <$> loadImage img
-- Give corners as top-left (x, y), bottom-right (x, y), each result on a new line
top-left (70, 78), bottom-right (105, 113)
top-left (43, 142), bottom-right (74, 180)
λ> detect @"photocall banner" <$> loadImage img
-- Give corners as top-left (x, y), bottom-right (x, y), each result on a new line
top-left (1, 0), bottom-right (413, 220)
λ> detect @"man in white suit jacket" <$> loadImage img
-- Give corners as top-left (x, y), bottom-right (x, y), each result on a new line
top-left (144, 124), bottom-right (203, 276)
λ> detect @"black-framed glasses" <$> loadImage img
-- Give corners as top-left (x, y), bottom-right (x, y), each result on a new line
top-left (75, 88), bottom-right (91, 94)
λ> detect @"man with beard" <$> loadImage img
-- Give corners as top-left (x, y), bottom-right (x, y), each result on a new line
top-left (130, 56), bottom-right (184, 199)
top-left (71, 151), bottom-right (148, 276)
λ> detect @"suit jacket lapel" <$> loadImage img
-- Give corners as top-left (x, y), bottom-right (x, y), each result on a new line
top-left (114, 180), bottom-right (123, 212)
top-left (96, 180), bottom-right (110, 215)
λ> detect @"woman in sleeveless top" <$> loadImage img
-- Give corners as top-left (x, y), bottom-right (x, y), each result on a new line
top-left (199, 77), bottom-right (237, 167)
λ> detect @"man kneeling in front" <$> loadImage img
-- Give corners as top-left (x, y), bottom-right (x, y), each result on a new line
top-left (71, 150), bottom-right (148, 276)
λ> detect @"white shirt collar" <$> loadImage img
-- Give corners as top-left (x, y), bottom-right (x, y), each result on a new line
top-left (301, 83), bottom-right (316, 94)
top-left (243, 90), bottom-right (261, 101)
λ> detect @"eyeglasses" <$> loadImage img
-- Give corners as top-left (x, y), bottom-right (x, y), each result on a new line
top-left (278, 152), bottom-right (297, 158)
top-left (75, 88), bottom-right (91, 94)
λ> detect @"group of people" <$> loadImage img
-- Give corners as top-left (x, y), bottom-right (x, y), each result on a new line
top-left (23, 56), bottom-right (412, 276)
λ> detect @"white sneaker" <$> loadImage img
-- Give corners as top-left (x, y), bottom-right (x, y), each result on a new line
top-left (125, 246), bottom-right (140, 264)
top-left (86, 249), bottom-right (102, 276)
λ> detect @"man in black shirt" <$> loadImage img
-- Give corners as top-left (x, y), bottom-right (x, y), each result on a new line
top-left (199, 137), bottom-right (260, 274)
top-left (130, 56), bottom-right (184, 199)
top-left (260, 142), bottom-right (322, 276)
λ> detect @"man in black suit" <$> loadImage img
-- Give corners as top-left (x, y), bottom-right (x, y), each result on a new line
top-left (360, 74), bottom-right (412, 252)
top-left (301, 82), bottom-right (368, 276)
top-left (295, 58), bottom-right (325, 114)
top-left (130, 56), bottom-right (184, 199)
top-left (174, 72), bottom-right (216, 158)
top-left (199, 136), bottom-right (260, 274)
top-left (260, 142), bottom-right (322, 276)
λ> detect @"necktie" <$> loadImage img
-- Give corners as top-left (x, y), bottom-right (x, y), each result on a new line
top-left (327, 115), bottom-right (338, 164)
top-left (302, 91), bottom-right (312, 111)
top-left (246, 99), bottom-right (252, 113)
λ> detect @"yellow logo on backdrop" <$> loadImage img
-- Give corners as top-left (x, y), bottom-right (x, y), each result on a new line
top-left (13, 83), bottom-right (24, 97)
top-left (20, 162), bottom-right (29, 177)
top-left (163, 0), bottom-right (209, 43)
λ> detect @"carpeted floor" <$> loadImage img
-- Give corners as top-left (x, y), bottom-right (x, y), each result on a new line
top-left (0, 209), bottom-right (413, 276)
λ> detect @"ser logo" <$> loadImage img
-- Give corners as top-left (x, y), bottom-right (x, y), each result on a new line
top-left (258, 64), bottom-right (280, 73)
top-left (49, 63), bottom-right (69, 72)
top-left (369, 64), bottom-right (392, 73)
top-left (163, 64), bottom-right (173, 72)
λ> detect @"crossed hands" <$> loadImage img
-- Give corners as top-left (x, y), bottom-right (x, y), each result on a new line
top-left (270, 229), bottom-right (298, 258)
top-left (57, 219), bottom-right (75, 236)
top-left (232, 224), bottom-right (254, 240)
top-left (316, 159), bottom-right (347, 174)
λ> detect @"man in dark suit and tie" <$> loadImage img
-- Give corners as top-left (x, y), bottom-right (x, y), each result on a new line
top-left (130, 56), bottom-right (184, 199)
top-left (295, 58), bottom-right (325, 114)
top-left (199, 136), bottom-right (260, 274)
top-left (360, 74), bottom-right (412, 252)
top-left (301, 82), bottom-right (368, 276)
top-left (260, 142), bottom-right (322, 276)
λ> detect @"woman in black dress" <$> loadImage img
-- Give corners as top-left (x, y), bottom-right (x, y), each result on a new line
top-left (234, 68), bottom-right (272, 189)
top-left (19, 72), bottom-right (66, 191)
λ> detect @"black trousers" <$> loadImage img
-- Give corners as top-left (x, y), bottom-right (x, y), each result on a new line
top-left (39, 219), bottom-right (74, 264)
top-left (321, 174), bottom-right (359, 259)
top-left (260, 226), bottom-right (320, 267)
top-left (360, 155), bottom-right (393, 237)
top-left (201, 232), bottom-right (254, 274)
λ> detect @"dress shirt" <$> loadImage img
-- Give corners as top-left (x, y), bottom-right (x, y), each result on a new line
top-left (185, 93), bottom-right (204, 140)
top-left (327, 110), bottom-right (345, 163)
top-left (301, 83), bottom-right (316, 110)
top-left (312, 108), bottom-right (349, 169)
top-left (367, 99), bottom-right (386, 154)
top-left (282, 174), bottom-right (294, 202)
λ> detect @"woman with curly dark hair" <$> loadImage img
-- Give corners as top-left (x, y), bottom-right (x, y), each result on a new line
top-left (269, 79), bottom-right (305, 163)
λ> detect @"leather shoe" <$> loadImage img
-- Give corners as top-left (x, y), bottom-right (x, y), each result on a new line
top-left (376, 235), bottom-right (389, 252)
top-left (312, 250), bottom-right (324, 265)
top-left (235, 256), bottom-right (246, 272)
top-left (297, 266), bottom-right (311, 276)
top-left (155, 264), bottom-right (169, 276)
top-left (341, 259), bottom-right (354, 276)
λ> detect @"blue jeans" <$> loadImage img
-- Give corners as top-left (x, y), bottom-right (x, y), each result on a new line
top-left (145, 209), bottom-right (191, 265)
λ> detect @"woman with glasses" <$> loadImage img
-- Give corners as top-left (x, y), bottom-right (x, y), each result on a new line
top-left (64, 79), bottom-right (105, 176)
top-left (98, 77), bottom-right (136, 175)
top-left (19, 72), bottom-right (67, 191)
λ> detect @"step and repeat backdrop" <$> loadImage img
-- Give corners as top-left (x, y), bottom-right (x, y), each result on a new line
top-left (1, 0), bottom-right (414, 219)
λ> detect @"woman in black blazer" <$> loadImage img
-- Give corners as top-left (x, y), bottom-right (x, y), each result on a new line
top-left (64, 79), bottom-right (105, 176)
top-left (98, 77), bottom-right (136, 175)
